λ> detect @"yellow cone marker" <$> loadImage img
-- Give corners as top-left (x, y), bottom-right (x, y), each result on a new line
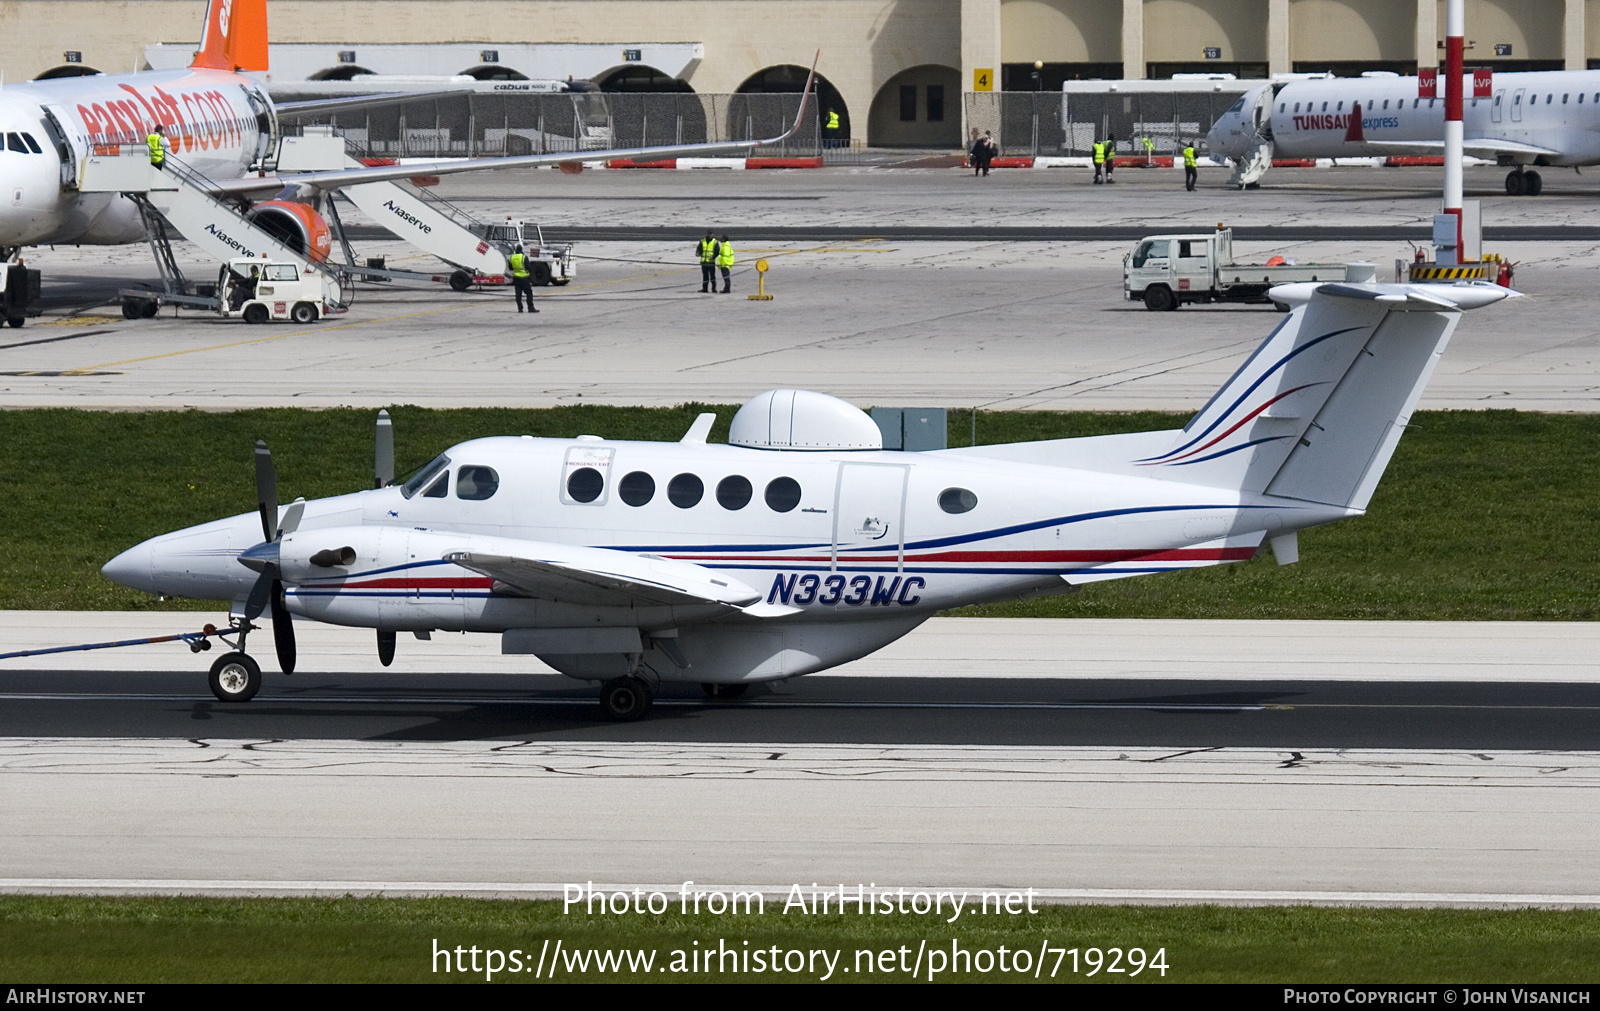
top-left (748, 258), bottom-right (773, 301)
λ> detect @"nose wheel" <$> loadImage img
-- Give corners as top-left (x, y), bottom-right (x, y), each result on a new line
top-left (208, 651), bottom-right (262, 702)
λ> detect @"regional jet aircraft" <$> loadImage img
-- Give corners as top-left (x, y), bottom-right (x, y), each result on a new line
top-left (1208, 72), bottom-right (1600, 193)
top-left (102, 280), bottom-right (1512, 719)
top-left (0, 0), bottom-right (809, 309)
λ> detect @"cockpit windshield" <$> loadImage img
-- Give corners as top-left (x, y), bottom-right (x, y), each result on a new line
top-left (1227, 97), bottom-right (1247, 114)
top-left (400, 453), bottom-right (451, 498)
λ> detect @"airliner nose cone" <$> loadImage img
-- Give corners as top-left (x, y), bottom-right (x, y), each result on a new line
top-left (102, 541), bottom-right (155, 593)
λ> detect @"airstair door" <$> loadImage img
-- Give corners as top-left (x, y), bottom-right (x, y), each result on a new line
top-left (832, 462), bottom-right (908, 571)
top-left (39, 105), bottom-right (85, 191)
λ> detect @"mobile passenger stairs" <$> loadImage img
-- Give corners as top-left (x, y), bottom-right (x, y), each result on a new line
top-left (279, 127), bottom-right (575, 292)
top-left (77, 151), bottom-right (352, 322)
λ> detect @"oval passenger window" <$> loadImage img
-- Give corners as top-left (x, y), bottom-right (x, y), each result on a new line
top-left (716, 475), bottom-right (752, 510)
top-left (938, 488), bottom-right (978, 514)
top-left (567, 467), bottom-right (604, 503)
top-left (668, 473), bottom-right (703, 508)
top-left (455, 465), bottom-right (499, 501)
top-left (618, 470), bottom-right (655, 506)
top-left (765, 477), bottom-right (801, 512)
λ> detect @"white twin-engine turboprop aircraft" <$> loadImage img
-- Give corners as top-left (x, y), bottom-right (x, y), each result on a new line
top-left (102, 280), bottom-right (1512, 720)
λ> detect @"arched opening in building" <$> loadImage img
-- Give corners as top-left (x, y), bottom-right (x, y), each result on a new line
top-left (868, 65), bottom-right (959, 147)
top-left (600, 66), bottom-right (706, 145)
top-left (735, 65), bottom-right (848, 145)
top-left (309, 65), bottom-right (378, 81)
top-left (35, 65), bottom-right (101, 80)
top-left (599, 65), bottom-right (693, 93)
top-left (462, 65), bottom-right (529, 81)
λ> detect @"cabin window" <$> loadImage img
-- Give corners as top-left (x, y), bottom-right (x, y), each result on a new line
top-left (618, 470), bottom-right (654, 506)
top-left (455, 465), bottom-right (498, 501)
top-left (20, 133), bottom-right (40, 154)
top-left (938, 488), bottom-right (978, 514)
top-left (400, 454), bottom-right (450, 498)
top-left (716, 475), bottom-right (752, 510)
top-left (1563, 94), bottom-right (1570, 104)
top-left (566, 467), bottom-right (604, 503)
top-left (1131, 239), bottom-right (1169, 267)
top-left (1337, 101), bottom-right (1344, 111)
top-left (422, 473), bottom-right (448, 498)
top-left (6, 133), bottom-right (25, 153)
top-left (1278, 103), bottom-right (1285, 113)
top-left (765, 477), bottom-right (801, 512)
top-left (1546, 94), bottom-right (1553, 104)
top-left (1580, 94), bottom-right (1586, 104)
top-left (1293, 102), bottom-right (1300, 112)
top-left (1320, 102), bottom-right (1327, 111)
top-left (668, 473), bottom-right (703, 508)
top-left (1382, 100), bottom-right (1389, 109)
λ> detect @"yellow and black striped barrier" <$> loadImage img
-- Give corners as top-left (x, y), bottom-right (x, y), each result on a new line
top-left (1409, 262), bottom-right (1492, 281)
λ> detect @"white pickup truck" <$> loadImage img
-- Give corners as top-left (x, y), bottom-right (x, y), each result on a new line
top-left (1124, 226), bottom-right (1375, 311)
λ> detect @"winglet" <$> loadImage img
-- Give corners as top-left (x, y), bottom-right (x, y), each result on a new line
top-left (680, 412), bottom-right (717, 444)
top-left (757, 50), bottom-right (820, 146)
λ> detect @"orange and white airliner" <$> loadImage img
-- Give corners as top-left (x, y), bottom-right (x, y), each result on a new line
top-left (0, 0), bottom-right (808, 285)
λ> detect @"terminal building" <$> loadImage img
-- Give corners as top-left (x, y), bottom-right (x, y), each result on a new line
top-left (8, 0), bottom-right (1596, 148)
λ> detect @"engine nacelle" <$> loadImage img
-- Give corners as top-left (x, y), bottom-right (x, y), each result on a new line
top-left (245, 200), bottom-right (332, 262)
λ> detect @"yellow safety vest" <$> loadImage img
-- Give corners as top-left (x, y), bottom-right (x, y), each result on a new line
top-left (146, 132), bottom-right (164, 165)
top-left (509, 252), bottom-right (529, 278)
top-left (826, 111), bottom-right (840, 130)
top-left (699, 238), bottom-right (718, 263)
top-left (716, 241), bottom-right (733, 268)
top-left (1183, 146), bottom-right (1197, 168)
top-left (1092, 142), bottom-right (1104, 165)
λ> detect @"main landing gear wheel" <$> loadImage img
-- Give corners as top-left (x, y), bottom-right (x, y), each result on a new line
top-left (290, 301), bottom-right (317, 324)
top-left (1143, 285), bottom-right (1176, 312)
top-left (599, 677), bottom-right (654, 721)
top-left (207, 651), bottom-right (262, 702)
top-left (243, 303), bottom-right (270, 324)
top-left (448, 270), bottom-right (472, 292)
top-left (701, 683), bottom-right (749, 699)
top-left (1506, 169), bottom-right (1543, 196)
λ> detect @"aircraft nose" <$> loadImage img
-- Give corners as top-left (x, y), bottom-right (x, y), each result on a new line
top-left (102, 541), bottom-right (156, 593)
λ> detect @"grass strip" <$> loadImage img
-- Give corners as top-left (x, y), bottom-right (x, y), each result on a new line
top-left (1, 406), bottom-right (1596, 619)
top-left (0, 896), bottom-right (1597, 983)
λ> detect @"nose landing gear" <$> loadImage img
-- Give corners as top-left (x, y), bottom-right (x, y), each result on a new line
top-left (204, 619), bottom-right (262, 702)
top-left (1505, 168), bottom-right (1542, 196)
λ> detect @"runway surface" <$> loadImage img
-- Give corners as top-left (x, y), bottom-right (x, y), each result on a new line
top-left (1, 613), bottom-right (1596, 900)
top-left (4, 165), bottom-right (1599, 411)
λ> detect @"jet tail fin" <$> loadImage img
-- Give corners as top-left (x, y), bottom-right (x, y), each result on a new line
top-left (191, 0), bottom-right (269, 72)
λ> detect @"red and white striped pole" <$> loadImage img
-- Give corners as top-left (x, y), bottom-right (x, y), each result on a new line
top-left (1443, 0), bottom-right (1465, 258)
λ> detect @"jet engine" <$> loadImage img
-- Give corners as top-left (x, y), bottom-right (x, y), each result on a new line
top-left (244, 200), bottom-right (332, 262)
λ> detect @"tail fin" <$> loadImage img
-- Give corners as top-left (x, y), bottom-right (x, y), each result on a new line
top-left (1138, 282), bottom-right (1512, 507)
top-left (191, 0), bottom-right (269, 72)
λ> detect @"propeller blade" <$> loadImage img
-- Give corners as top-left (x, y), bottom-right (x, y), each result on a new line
top-left (376, 629), bottom-right (396, 667)
top-left (254, 440), bottom-right (278, 543)
top-left (270, 580), bottom-right (296, 674)
top-left (375, 410), bottom-right (394, 488)
top-left (243, 570), bottom-right (272, 621)
top-left (279, 497), bottom-right (305, 538)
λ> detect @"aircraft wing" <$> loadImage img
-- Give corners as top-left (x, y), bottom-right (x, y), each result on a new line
top-left (212, 56), bottom-right (818, 197)
top-left (1360, 137), bottom-right (1564, 159)
top-left (274, 91), bottom-right (476, 119)
top-left (444, 544), bottom-right (766, 609)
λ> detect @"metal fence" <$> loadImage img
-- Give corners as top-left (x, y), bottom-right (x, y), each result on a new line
top-left (283, 92), bottom-right (825, 159)
top-left (965, 90), bottom-right (1252, 158)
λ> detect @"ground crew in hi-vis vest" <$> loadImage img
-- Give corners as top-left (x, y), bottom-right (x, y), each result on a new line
top-left (1103, 136), bottom-right (1116, 182)
top-left (1183, 142), bottom-right (1198, 191)
top-left (1092, 141), bottom-right (1105, 184)
top-left (147, 125), bottom-right (167, 170)
top-left (716, 234), bottom-right (734, 293)
top-left (509, 246), bottom-right (538, 313)
top-left (697, 230), bottom-right (721, 293)
top-left (825, 109), bottom-right (841, 148)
